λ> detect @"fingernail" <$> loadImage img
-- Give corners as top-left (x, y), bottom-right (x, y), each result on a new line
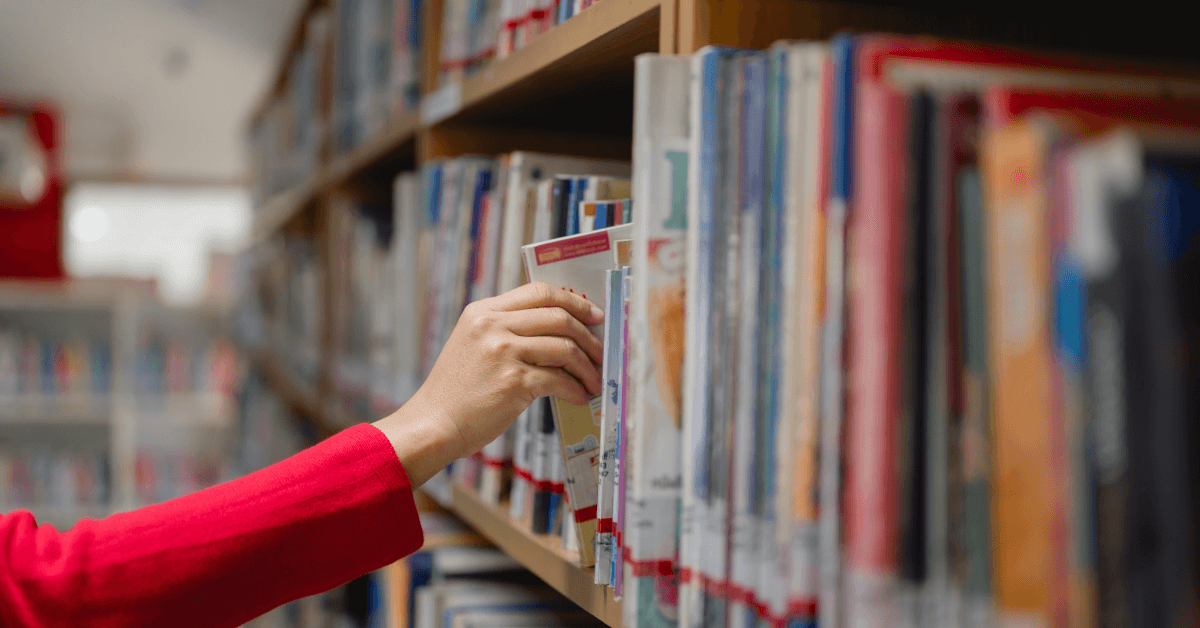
top-left (590, 305), bottom-right (604, 320)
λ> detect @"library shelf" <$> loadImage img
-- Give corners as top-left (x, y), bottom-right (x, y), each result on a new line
top-left (251, 172), bottom-right (326, 242)
top-left (121, 392), bottom-right (235, 427)
top-left (433, 482), bottom-right (622, 627)
top-left (447, 0), bottom-right (662, 127)
top-left (249, 350), bottom-right (334, 434)
top-left (0, 396), bottom-right (112, 425)
top-left (326, 112), bottom-right (421, 189)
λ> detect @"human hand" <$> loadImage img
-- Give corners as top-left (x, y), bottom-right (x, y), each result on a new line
top-left (373, 282), bottom-right (604, 486)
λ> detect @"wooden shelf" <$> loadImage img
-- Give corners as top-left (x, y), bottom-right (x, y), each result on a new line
top-left (251, 173), bottom-right (326, 242)
top-left (454, 0), bottom-right (661, 126)
top-left (0, 396), bottom-right (112, 425)
top-left (327, 112), bottom-right (421, 188)
top-left (249, 350), bottom-right (336, 435)
top-left (433, 482), bottom-right (622, 627)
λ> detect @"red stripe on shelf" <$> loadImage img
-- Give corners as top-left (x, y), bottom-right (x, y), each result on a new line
top-left (596, 518), bottom-right (614, 533)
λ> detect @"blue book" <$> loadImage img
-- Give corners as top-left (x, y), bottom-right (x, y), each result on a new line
top-left (595, 200), bottom-right (609, 230)
top-left (817, 34), bottom-right (855, 628)
top-left (565, 177), bottom-right (588, 236)
top-left (463, 168), bottom-right (493, 310)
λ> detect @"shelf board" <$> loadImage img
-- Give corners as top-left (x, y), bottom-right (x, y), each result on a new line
top-left (251, 173), bottom-right (326, 242)
top-left (0, 396), bottom-right (112, 426)
top-left (438, 482), bottom-right (622, 627)
top-left (326, 112), bottom-right (421, 188)
top-left (448, 0), bottom-right (661, 131)
top-left (250, 350), bottom-right (335, 435)
top-left (121, 392), bottom-right (235, 427)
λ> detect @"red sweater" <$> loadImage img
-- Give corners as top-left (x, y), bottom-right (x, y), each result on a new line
top-left (0, 424), bottom-right (425, 627)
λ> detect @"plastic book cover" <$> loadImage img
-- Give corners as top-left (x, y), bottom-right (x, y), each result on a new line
top-left (521, 223), bottom-right (633, 565)
top-left (816, 35), bottom-right (852, 628)
top-left (615, 266), bottom-right (632, 595)
top-left (1119, 155), bottom-right (1200, 628)
top-left (680, 45), bottom-right (745, 628)
top-left (780, 43), bottom-right (828, 628)
top-left (1049, 142), bottom-right (1097, 628)
top-left (625, 52), bottom-right (690, 628)
top-left (758, 42), bottom-right (790, 628)
top-left (980, 119), bottom-right (1057, 626)
top-left (531, 397), bottom-right (556, 534)
top-left (596, 268), bottom-right (624, 584)
top-left (1066, 132), bottom-right (1134, 628)
top-left (728, 52), bottom-right (766, 628)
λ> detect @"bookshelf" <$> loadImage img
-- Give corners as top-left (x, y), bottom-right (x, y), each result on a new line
top-left (241, 0), bottom-right (1200, 626)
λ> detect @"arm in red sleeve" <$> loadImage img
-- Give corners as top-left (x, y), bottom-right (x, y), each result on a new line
top-left (0, 423), bottom-right (425, 628)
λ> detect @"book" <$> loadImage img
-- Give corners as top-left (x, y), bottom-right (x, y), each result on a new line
top-left (522, 223), bottom-right (633, 566)
top-left (596, 268), bottom-right (624, 585)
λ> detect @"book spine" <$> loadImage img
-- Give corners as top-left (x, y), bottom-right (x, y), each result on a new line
top-left (980, 120), bottom-right (1055, 627)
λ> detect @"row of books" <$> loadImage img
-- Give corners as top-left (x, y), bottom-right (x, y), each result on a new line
top-left (334, 0), bottom-right (423, 153)
top-left (229, 237), bottom-right (322, 386)
top-left (439, 0), bottom-right (600, 86)
top-left (622, 39), bottom-right (1200, 628)
top-left (248, 5), bottom-right (328, 206)
top-left (248, 0), bottom-right (423, 205)
top-left (130, 333), bottom-right (239, 399)
top-left (0, 446), bottom-right (111, 508)
top-left (328, 152), bottom-right (629, 424)
top-left (132, 448), bottom-right (230, 507)
top-left (0, 325), bottom-right (112, 401)
top-left (381, 36), bottom-right (1200, 628)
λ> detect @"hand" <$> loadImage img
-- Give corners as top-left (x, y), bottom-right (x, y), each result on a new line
top-left (373, 282), bottom-right (605, 486)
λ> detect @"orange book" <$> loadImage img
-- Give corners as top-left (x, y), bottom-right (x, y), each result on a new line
top-left (980, 118), bottom-right (1058, 626)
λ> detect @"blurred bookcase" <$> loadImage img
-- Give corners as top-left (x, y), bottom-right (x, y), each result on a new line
top-left (0, 280), bottom-right (237, 526)
top-left (238, 0), bottom-right (1200, 626)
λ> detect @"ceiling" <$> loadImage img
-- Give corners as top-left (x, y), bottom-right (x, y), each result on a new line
top-left (0, 0), bottom-right (303, 183)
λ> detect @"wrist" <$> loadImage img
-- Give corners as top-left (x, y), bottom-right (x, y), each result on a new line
top-left (372, 396), bottom-right (465, 487)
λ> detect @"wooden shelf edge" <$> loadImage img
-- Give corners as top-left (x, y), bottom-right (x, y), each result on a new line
top-left (247, 349), bottom-right (337, 435)
top-left (436, 482), bottom-right (622, 627)
top-left (457, 0), bottom-right (662, 114)
top-left (251, 172), bottom-right (326, 242)
top-left (326, 112), bottom-right (421, 187)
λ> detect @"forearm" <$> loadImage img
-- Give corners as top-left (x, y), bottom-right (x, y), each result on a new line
top-left (0, 424), bottom-right (424, 628)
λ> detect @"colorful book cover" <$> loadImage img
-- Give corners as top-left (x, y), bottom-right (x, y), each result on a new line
top-left (980, 119), bottom-right (1057, 627)
top-left (782, 43), bottom-right (828, 628)
top-left (522, 223), bottom-right (633, 566)
top-left (728, 51), bottom-right (766, 628)
top-left (596, 268), bottom-right (624, 584)
top-left (680, 45), bottom-right (747, 628)
top-left (626, 52), bottom-right (691, 628)
top-left (816, 35), bottom-right (853, 628)
top-left (614, 265), bottom-right (632, 595)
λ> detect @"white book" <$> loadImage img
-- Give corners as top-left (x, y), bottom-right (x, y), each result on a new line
top-left (728, 52), bottom-right (765, 628)
top-left (623, 53), bottom-right (691, 627)
top-left (521, 223), bottom-right (632, 567)
top-left (594, 269), bottom-right (624, 585)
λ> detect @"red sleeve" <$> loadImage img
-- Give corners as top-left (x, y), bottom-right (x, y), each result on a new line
top-left (0, 423), bottom-right (425, 628)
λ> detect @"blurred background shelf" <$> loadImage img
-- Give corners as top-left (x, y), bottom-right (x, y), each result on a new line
top-left (0, 395), bottom-right (112, 425)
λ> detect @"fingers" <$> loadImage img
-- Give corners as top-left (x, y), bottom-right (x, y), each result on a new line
top-left (521, 364), bottom-right (592, 407)
top-left (516, 335), bottom-right (602, 397)
top-left (490, 282), bottom-right (604, 327)
top-left (503, 307), bottom-right (604, 366)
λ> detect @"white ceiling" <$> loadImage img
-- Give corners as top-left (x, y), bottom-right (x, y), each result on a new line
top-left (0, 0), bottom-right (303, 182)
